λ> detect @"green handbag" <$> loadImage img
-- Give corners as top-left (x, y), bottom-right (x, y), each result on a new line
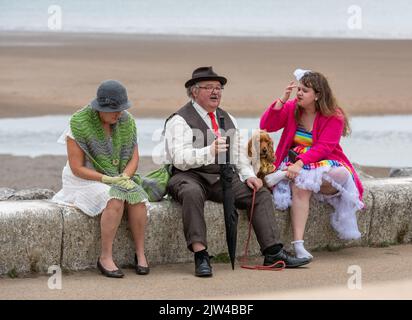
top-left (133, 165), bottom-right (172, 202)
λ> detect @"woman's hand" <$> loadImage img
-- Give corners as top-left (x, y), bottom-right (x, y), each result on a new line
top-left (101, 174), bottom-right (129, 184)
top-left (101, 175), bottom-right (136, 190)
top-left (285, 160), bottom-right (304, 180)
top-left (115, 178), bottom-right (137, 190)
top-left (280, 81), bottom-right (297, 103)
top-left (272, 81), bottom-right (297, 110)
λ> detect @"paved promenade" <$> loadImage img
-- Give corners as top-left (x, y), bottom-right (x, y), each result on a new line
top-left (1, 245), bottom-right (412, 300)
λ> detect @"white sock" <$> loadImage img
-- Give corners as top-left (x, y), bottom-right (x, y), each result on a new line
top-left (264, 170), bottom-right (287, 188)
top-left (292, 240), bottom-right (313, 259)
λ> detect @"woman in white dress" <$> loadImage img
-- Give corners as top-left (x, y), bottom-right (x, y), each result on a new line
top-left (52, 80), bottom-right (150, 278)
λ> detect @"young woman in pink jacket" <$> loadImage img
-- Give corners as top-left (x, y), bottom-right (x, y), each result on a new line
top-left (260, 69), bottom-right (364, 259)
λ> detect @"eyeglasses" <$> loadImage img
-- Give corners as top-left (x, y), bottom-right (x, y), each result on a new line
top-left (196, 85), bottom-right (224, 92)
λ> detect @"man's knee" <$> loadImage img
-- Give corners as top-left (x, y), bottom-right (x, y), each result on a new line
top-left (248, 187), bottom-right (274, 210)
top-left (255, 187), bottom-right (272, 202)
top-left (177, 182), bottom-right (205, 202)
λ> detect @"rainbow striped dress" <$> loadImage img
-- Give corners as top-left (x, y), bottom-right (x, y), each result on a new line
top-left (282, 125), bottom-right (355, 180)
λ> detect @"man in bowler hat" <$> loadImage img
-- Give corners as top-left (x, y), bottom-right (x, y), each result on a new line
top-left (164, 67), bottom-right (311, 277)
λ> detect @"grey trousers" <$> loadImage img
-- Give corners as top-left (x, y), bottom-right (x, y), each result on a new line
top-left (167, 170), bottom-right (281, 252)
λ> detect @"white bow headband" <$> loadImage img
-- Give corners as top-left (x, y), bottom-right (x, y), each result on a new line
top-left (293, 68), bottom-right (312, 81)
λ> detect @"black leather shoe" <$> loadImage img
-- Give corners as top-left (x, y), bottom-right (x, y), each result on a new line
top-left (264, 249), bottom-right (311, 268)
top-left (194, 250), bottom-right (213, 277)
top-left (134, 254), bottom-right (150, 275)
top-left (97, 258), bottom-right (124, 278)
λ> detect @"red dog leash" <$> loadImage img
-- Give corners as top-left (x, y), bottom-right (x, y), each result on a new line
top-left (240, 188), bottom-right (285, 271)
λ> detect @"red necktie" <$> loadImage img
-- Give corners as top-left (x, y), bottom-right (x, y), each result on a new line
top-left (208, 112), bottom-right (221, 137)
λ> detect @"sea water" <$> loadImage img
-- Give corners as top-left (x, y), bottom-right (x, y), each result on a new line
top-left (0, 115), bottom-right (411, 167)
top-left (1, 0), bottom-right (412, 39)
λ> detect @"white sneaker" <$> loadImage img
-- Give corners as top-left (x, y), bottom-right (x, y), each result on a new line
top-left (264, 170), bottom-right (287, 188)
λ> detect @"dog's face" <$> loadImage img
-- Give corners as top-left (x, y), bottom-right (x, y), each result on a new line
top-left (248, 130), bottom-right (276, 180)
top-left (248, 130), bottom-right (275, 164)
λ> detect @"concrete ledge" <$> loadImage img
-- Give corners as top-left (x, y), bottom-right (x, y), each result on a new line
top-left (1, 177), bottom-right (412, 275)
top-left (0, 201), bottom-right (63, 275)
top-left (366, 179), bottom-right (412, 245)
top-left (61, 200), bottom-right (261, 270)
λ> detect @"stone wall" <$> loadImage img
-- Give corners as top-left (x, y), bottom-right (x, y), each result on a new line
top-left (1, 177), bottom-right (411, 275)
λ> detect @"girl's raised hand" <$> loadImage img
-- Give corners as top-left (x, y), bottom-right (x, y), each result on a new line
top-left (281, 81), bottom-right (297, 102)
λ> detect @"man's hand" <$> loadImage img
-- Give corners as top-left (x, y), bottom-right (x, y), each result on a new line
top-left (101, 174), bottom-right (129, 184)
top-left (246, 177), bottom-right (263, 191)
top-left (210, 137), bottom-right (228, 156)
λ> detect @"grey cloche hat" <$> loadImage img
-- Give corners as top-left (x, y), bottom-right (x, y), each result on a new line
top-left (90, 80), bottom-right (132, 112)
top-left (184, 66), bottom-right (227, 88)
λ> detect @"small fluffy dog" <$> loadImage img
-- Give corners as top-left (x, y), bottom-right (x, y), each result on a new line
top-left (247, 130), bottom-right (276, 182)
top-left (248, 130), bottom-right (287, 188)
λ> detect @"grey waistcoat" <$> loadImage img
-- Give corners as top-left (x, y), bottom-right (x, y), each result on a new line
top-left (165, 101), bottom-right (236, 184)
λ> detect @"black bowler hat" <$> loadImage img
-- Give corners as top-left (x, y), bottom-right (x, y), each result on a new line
top-left (90, 80), bottom-right (132, 112)
top-left (184, 66), bottom-right (227, 88)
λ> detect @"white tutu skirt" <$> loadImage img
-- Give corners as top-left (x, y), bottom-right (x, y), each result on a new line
top-left (272, 163), bottom-right (363, 240)
top-left (52, 163), bottom-right (151, 217)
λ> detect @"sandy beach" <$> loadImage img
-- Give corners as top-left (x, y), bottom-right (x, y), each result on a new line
top-left (1, 32), bottom-right (412, 119)
top-left (0, 31), bottom-right (409, 190)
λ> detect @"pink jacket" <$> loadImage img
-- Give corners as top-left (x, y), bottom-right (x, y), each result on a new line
top-left (260, 98), bottom-right (363, 200)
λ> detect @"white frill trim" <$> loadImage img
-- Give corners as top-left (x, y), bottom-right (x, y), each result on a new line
top-left (272, 163), bottom-right (364, 240)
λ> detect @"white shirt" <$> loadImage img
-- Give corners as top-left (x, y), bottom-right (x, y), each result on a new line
top-left (164, 101), bottom-right (255, 182)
